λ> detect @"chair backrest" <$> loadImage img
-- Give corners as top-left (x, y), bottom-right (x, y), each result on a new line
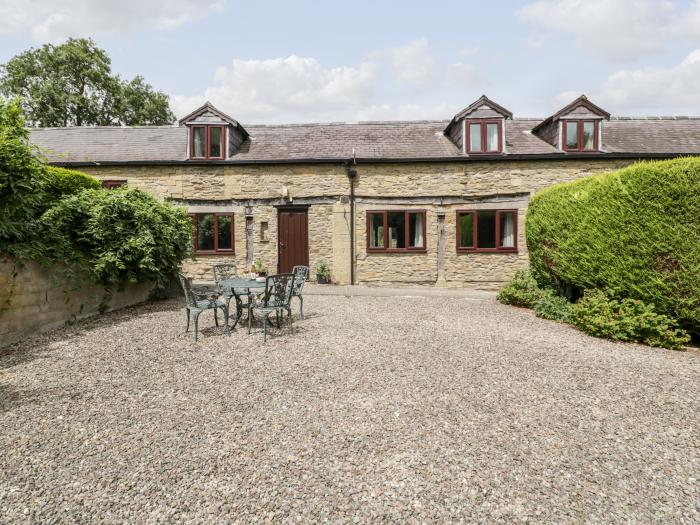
top-left (177, 272), bottom-right (198, 308)
top-left (261, 273), bottom-right (295, 308)
top-left (213, 263), bottom-right (238, 285)
top-left (291, 265), bottom-right (309, 296)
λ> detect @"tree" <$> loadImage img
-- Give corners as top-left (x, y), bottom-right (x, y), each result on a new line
top-left (0, 38), bottom-right (175, 127)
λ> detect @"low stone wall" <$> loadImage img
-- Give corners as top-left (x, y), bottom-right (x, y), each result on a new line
top-left (0, 258), bottom-right (154, 348)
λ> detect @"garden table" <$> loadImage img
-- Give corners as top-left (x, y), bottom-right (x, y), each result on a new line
top-left (218, 278), bottom-right (266, 329)
top-left (219, 277), bottom-right (266, 293)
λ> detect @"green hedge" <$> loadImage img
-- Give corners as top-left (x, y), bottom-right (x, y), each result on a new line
top-left (44, 166), bottom-right (101, 200)
top-left (526, 157), bottom-right (700, 333)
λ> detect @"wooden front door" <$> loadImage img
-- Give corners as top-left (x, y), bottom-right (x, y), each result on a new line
top-left (277, 208), bottom-right (309, 273)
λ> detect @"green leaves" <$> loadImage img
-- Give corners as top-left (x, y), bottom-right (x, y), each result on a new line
top-left (41, 187), bottom-right (192, 287)
top-left (570, 290), bottom-right (690, 350)
top-left (533, 289), bottom-right (573, 323)
top-left (1, 98), bottom-right (190, 291)
top-left (0, 38), bottom-right (175, 127)
top-left (527, 157), bottom-right (700, 334)
top-left (496, 269), bottom-right (543, 308)
top-left (0, 99), bottom-right (48, 243)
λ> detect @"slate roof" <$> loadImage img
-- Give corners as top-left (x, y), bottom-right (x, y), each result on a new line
top-left (29, 117), bottom-right (700, 165)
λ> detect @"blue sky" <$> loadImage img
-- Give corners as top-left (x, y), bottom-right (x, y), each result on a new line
top-left (1, 0), bottom-right (700, 123)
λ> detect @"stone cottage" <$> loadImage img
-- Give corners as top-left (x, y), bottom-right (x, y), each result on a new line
top-left (30, 95), bottom-right (700, 288)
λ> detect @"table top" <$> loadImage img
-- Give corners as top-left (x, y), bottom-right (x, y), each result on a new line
top-left (219, 278), bottom-right (266, 289)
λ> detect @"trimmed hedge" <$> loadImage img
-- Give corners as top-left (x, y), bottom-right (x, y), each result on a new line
top-left (526, 157), bottom-right (700, 333)
top-left (44, 166), bottom-right (101, 200)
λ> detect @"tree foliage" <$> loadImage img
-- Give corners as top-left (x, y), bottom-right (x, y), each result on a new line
top-left (0, 38), bottom-right (175, 127)
top-left (0, 97), bottom-right (191, 291)
top-left (526, 157), bottom-right (700, 333)
top-left (41, 188), bottom-right (192, 287)
top-left (0, 98), bottom-right (48, 243)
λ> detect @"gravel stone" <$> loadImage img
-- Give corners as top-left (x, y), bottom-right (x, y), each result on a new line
top-left (1, 294), bottom-right (699, 523)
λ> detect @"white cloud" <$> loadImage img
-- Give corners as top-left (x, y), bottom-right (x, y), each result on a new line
top-left (591, 49), bottom-right (700, 113)
top-left (518, 0), bottom-right (700, 62)
top-left (0, 0), bottom-right (225, 42)
top-left (171, 39), bottom-right (483, 123)
top-left (390, 38), bottom-right (437, 89)
top-left (172, 55), bottom-right (378, 123)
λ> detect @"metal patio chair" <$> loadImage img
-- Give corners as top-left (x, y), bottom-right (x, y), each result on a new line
top-left (247, 273), bottom-right (295, 342)
top-left (178, 272), bottom-right (230, 342)
top-left (290, 265), bottom-right (309, 319)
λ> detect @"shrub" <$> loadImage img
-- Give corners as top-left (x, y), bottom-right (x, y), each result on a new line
top-left (497, 269), bottom-right (543, 308)
top-left (0, 98), bottom-right (48, 244)
top-left (526, 157), bottom-right (700, 333)
top-left (40, 187), bottom-right (192, 287)
top-left (533, 289), bottom-right (573, 322)
top-left (44, 166), bottom-right (101, 200)
top-left (570, 290), bottom-right (690, 350)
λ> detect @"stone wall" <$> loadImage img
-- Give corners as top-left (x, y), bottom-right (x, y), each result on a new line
top-left (77, 158), bottom-right (637, 287)
top-left (0, 258), bottom-right (154, 348)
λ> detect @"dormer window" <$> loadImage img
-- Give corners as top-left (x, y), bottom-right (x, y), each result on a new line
top-left (563, 120), bottom-right (598, 152)
top-left (466, 119), bottom-right (502, 154)
top-left (190, 125), bottom-right (225, 159)
top-left (532, 95), bottom-right (609, 153)
top-left (179, 102), bottom-right (249, 160)
top-left (444, 95), bottom-right (512, 155)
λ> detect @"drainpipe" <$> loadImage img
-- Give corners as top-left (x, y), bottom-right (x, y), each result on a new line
top-left (345, 161), bottom-right (358, 285)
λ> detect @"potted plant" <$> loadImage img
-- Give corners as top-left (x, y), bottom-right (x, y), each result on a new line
top-left (315, 260), bottom-right (331, 284)
top-left (253, 257), bottom-right (267, 277)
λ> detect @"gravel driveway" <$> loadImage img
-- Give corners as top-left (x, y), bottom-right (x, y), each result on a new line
top-left (1, 292), bottom-right (699, 523)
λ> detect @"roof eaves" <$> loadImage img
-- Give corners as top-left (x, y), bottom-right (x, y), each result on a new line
top-left (46, 151), bottom-right (697, 168)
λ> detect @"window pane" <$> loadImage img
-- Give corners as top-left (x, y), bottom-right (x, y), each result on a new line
top-left (408, 213), bottom-right (424, 248)
top-left (197, 214), bottom-right (215, 251)
top-left (469, 124), bottom-right (482, 152)
top-left (582, 122), bottom-right (595, 150)
top-left (217, 215), bottom-right (232, 250)
top-left (369, 214), bottom-right (384, 248)
top-left (486, 123), bottom-right (499, 151)
top-left (387, 212), bottom-right (406, 249)
top-left (565, 121), bottom-right (579, 149)
top-left (499, 212), bottom-right (516, 248)
top-left (193, 128), bottom-right (206, 157)
top-left (459, 213), bottom-right (474, 248)
top-left (209, 127), bottom-right (222, 157)
top-left (476, 211), bottom-right (496, 248)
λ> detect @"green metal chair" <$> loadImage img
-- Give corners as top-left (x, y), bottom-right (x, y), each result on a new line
top-left (247, 273), bottom-right (295, 342)
top-left (290, 265), bottom-right (309, 319)
top-left (178, 272), bottom-right (230, 342)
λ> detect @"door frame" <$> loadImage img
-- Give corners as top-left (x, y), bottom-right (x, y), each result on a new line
top-left (277, 206), bottom-right (310, 274)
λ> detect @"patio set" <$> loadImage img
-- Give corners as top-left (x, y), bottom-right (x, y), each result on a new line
top-left (177, 264), bottom-right (309, 342)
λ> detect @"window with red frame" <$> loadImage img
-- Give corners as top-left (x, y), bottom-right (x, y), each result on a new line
top-left (102, 180), bottom-right (126, 189)
top-left (563, 120), bottom-right (598, 152)
top-left (190, 125), bottom-right (226, 159)
top-left (456, 210), bottom-right (517, 252)
top-left (367, 210), bottom-right (426, 252)
top-left (190, 213), bottom-right (234, 253)
top-left (466, 120), bottom-right (502, 153)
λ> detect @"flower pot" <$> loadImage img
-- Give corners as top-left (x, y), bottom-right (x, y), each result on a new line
top-left (317, 274), bottom-right (329, 284)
